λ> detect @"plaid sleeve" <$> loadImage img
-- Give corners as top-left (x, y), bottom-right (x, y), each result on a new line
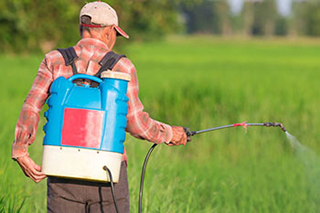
top-left (12, 58), bottom-right (53, 159)
top-left (115, 58), bottom-right (173, 144)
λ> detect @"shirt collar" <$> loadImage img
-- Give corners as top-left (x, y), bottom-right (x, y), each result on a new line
top-left (76, 38), bottom-right (110, 51)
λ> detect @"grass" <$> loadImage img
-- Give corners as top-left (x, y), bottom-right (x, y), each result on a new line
top-left (1, 35), bottom-right (320, 212)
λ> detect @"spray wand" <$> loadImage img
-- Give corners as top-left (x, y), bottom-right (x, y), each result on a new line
top-left (185, 122), bottom-right (287, 140)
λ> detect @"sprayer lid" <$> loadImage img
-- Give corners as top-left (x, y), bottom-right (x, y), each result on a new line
top-left (101, 71), bottom-right (131, 81)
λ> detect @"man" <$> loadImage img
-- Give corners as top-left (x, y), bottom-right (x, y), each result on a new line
top-left (12, 1), bottom-right (187, 212)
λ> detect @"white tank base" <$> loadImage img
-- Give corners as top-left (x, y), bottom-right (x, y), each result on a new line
top-left (42, 145), bottom-right (122, 183)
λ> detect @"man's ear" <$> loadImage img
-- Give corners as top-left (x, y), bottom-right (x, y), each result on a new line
top-left (103, 26), bottom-right (113, 40)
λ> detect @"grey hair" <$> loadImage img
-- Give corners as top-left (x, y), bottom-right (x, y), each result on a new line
top-left (79, 15), bottom-right (106, 37)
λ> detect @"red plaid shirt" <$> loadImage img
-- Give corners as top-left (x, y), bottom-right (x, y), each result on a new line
top-left (12, 38), bottom-right (173, 159)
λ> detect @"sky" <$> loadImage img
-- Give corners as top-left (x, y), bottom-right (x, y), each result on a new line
top-left (227, 0), bottom-right (293, 16)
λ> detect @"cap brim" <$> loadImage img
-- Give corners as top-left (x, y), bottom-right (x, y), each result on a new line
top-left (115, 26), bottom-right (129, 39)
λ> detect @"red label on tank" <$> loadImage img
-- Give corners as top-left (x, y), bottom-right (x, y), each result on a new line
top-left (61, 108), bottom-right (104, 148)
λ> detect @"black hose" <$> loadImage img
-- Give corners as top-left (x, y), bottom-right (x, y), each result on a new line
top-left (103, 166), bottom-right (120, 213)
top-left (139, 143), bottom-right (158, 213)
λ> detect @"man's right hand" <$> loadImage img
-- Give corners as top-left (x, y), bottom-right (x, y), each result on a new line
top-left (15, 155), bottom-right (46, 183)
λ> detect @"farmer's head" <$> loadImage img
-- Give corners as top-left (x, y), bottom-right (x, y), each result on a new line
top-left (79, 1), bottom-right (129, 50)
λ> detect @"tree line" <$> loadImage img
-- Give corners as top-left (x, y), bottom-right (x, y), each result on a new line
top-left (183, 0), bottom-right (320, 37)
top-left (1, 0), bottom-right (320, 53)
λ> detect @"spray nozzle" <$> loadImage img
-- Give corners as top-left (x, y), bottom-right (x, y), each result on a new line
top-left (263, 122), bottom-right (287, 132)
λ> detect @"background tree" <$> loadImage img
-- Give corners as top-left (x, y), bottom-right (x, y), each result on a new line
top-left (252, 0), bottom-right (277, 36)
top-left (181, 0), bottom-right (217, 34)
top-left (214, 1), bottom-right (233, 36)
top-left (241, 1), bottom-right (255, 37)
top-left (0, 0), bottom-right (81, 53)
top-left (304, 2), bottom-right (320, 36)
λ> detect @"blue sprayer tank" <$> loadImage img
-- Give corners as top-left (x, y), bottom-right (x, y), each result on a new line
top-left (41, 71), bottom-right (131, 182)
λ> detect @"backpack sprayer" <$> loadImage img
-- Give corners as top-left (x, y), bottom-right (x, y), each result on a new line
top-left (138, 121), bottom-right (288, 213)
top-left (42, 48), bottom-right (130, 213)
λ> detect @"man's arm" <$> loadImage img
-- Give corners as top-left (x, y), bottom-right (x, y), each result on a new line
top-left (13, 58), bottom-right (53, 182)
top-left (115, 58), bottom-right (187, 146)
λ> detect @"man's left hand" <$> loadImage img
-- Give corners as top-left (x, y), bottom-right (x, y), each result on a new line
top-left (16, 155), bottom-right (46, 183)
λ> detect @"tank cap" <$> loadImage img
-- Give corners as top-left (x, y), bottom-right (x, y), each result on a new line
top-left (101, 71), bottom-right (131, 82)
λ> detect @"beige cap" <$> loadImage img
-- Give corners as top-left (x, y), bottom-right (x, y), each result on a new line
top-left (80, 1), bottom-right (129, 39)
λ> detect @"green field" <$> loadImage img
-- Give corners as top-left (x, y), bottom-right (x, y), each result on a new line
top-left (1, 36), bottom-right (320, 213)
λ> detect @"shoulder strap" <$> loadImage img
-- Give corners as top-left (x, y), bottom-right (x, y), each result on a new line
top-left (57, 47), bottom-right (79, 75)
top-left (94, 51), bottom-right (126, 77)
